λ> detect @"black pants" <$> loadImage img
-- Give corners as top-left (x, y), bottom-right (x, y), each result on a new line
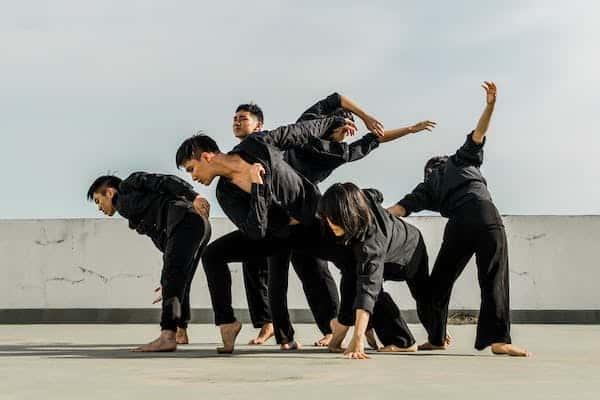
top-left (370, 235), bottom-right (431, 348)
top-left (268, 249), bottom-right (338, 344)
top-left (428, 199), bottom-right (511, 350)
top-left (242, 253), bottom-right (338, 341)
top-left (242, 260), bottom-right (272, 328)
top-left (201, 228), bottom-right (338, 342)
top-left (160, 213), bottom-right (211, 331)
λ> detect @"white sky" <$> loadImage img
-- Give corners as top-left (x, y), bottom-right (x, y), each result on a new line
top-left (1, 0), bottom-right (598, 218)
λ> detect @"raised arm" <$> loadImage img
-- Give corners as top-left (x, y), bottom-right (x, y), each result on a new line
top-left (298, 92), bottom-right (385, 137)
top-left (472, 81), bottom-right (497, 144)
top-left (297, 92), bottom-right (346, 121)
top-left (339, 95), bottom-right (385, 137)
top-left (261, 117), bottom-right (356, 149)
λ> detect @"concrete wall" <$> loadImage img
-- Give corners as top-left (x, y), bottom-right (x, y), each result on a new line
top-left (1, 216), bottom-right (599, 322)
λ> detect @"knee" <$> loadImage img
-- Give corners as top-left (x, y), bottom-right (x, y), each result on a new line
top-left (201, 244), bottom-right (220, 272)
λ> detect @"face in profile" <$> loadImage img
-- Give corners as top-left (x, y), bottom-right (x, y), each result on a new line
top-left (93, 189), bottom-right (117, 216)
top-left (182, 155), bottom-right (216, 186)
top-left (233, 111), bottom-right (262, 139)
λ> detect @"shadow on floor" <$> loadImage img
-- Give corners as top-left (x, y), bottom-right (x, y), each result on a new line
top-left (0, 343), bottom-right (482, 360)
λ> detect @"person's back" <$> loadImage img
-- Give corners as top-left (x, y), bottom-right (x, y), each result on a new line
top-left (87, 173), bottom-right (211, 352)
top-left (117, 172), bottom-right (199, 249)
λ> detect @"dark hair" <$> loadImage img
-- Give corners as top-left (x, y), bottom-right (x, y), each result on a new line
top-left (318, 182), bottom-right (373, 243)
top-left (176, 133), bottom-right (221, 168)
top-left (424, 156), bottom-right (448, 179)
top-left (236, 103), bottom-right (264, 124)
top-left (87, 175), bottom-right (122, 201)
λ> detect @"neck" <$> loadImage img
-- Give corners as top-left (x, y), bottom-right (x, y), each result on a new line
top-left (213, 153), bottom-right (249, 180)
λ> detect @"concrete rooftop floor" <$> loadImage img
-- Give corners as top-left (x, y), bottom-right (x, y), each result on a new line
top-left (1, 324), bottom-right (599, 400)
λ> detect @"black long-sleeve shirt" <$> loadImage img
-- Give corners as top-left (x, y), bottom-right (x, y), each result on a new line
top-left (397, 132), bottom-right (492, 218)
top-left (296, 92), bottom-right (354, 123)
top-left (337, 189), bottom-right (421, 319)
top-left (285, 92), bottom-right (380, 184)
top-left (216, 117), bottom-right (345, 240)
top-left (114, 172), bottom-right (199, 251)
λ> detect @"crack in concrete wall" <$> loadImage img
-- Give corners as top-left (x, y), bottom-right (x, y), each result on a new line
top-left (510, 269), bottom-right (537, 286)
top-left (34, 225), bottom-right (68, 246)
top-left (45, 267), bottom-right (149, 286)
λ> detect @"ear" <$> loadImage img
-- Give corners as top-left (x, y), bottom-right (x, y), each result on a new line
top-left (202, 152), bottom-right (214, 163)
top-left (105, 187), bottom-right (116, 199)
top-left (255, 121), bottom-right (264, 132)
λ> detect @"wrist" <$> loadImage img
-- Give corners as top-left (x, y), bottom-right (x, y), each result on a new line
top-left (353, 331), bottom-right (365, 340)
top-left (358, 111), bottom-right (370, 121)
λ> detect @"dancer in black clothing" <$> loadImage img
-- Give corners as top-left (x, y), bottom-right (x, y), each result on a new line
top-left (231, 94), bottom-right (436, 348)
top-left (176, 116), bottom-right (355, 353)
top-left (316, 183), bottom-right (433, 359)
top-left (388, 82), bottom-right (530, 357)
top-left (86, 173), bottom-right (211, 352)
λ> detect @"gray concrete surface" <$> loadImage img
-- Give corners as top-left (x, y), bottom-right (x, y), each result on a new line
top-left (2, 216), bottom-right (600, 318)
top-left (1, 324), bottom-right (599, 400)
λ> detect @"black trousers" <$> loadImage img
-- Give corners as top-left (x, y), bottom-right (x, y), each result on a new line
top-left (428, 199), bottom-right (511, 350)
top-left (160, 213), bottom-right (211, 331)
top-left (242, 260), bottom-right (272, 328)
top-left (369, 235), bottom-right (432, 348)
top-left (242, 253), bottom-right (338, 341)
top-left (268, 249), bottom-right (338, 344)
top-left (201, 227), bottom-right (338, 343)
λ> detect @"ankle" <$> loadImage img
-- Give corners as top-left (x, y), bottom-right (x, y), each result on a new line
top-left (161, 330), bottom-right (176, 339)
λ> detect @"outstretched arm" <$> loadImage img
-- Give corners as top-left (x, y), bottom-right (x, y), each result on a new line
top-left (388, 181), bottom-right (437, 217)
top-left (339, 95), bottom-right (385, 137)
top-left (263, 117), bottom-right (357, 149)
top-left (378, 120), bottom-right (437, 143)
top-left (472, 81), bottom-right (497, 144)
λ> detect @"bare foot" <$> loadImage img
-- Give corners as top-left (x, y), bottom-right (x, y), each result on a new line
top-left (417, 341), bottom-right (448, 351)
top-left (314, 334), bottom-right (332, 347)
top-left (217, 320), bottom-right (242, 354)
top-left (248, 323), bottom-right (274, 345)
top-left (378, 343), bottom-right (418, 353)
top-left (280, 341), bottom-right (302, 351)
top-left (328, 319), bottom-right (349, 353)
top-left (445, 331), bottom-right (453, 346)
top-left (365, 329), bottom-right (380, 350)
top-left (132, 330), bottom-right (177, 352)
top-left (491, 342), bottom-right (531, 357)
top-left (176, 327), bottom-right (189, 345)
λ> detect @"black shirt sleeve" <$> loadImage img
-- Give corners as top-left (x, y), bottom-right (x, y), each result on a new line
top-left (396, 181), bottom-right (436, 216)
top-left (346, 133), bottom-right (380, 162)
top-left (297, 93), bottom-right (343, 122)
top-left (352, 239), bottom-right (385, 315)
top-left (218, 182), bottom-right (270, 240)
top-left (121, 172), bottom-right (198, 202)
top-left (261, 117), bottom-right (345, 149)
top-left (301, 132), bottom-right (380, 165)
top-left (338, 265), bottom-right (358, 326)
top-left (363, 188), bottom-right (384, 204)
top-left (453, 131), bottom-right (486, 167)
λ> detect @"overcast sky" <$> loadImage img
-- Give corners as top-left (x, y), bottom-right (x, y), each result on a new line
top-left (1, 0), bottom-right (598, 219)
